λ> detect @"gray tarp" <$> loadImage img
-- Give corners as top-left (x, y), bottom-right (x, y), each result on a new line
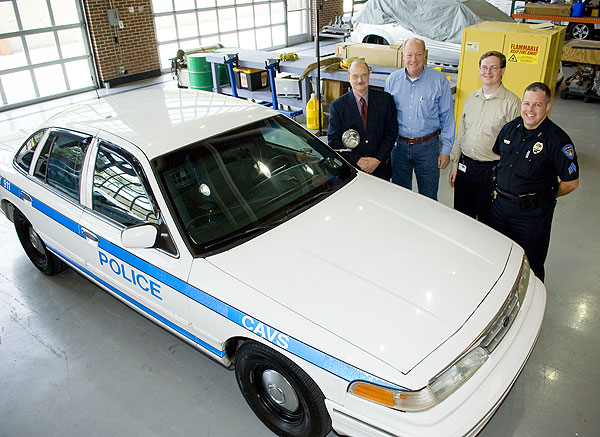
top-left (352, 0), bottom-right (513, 44)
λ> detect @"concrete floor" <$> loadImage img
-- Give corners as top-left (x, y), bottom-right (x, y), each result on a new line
top-left (1, 69), bottom-right (599, 436)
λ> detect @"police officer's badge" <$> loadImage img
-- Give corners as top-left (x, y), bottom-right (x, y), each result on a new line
top-left (532, 142), bottom-right (543, 154)
top-left (562, 144), bottom-right (575, 160)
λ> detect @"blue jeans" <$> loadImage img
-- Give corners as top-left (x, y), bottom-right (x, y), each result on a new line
top-left (391, 136), bottom-right (440, 200)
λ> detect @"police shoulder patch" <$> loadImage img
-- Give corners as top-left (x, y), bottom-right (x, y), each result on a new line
top-left (562, 144), bottom-right (575, 160)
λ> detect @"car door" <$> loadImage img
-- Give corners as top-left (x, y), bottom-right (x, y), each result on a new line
top-left (78, 134), bottom-right (195, 341)
top-left (15, 128), bottom-right (93, 267)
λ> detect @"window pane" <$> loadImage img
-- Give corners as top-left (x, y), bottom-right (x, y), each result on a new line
top-left (93, 146), bottom-right (158, 226)
top-left (50, 0), bottom-right (80, 26)
top-left (219, 33), bottom-right (239, 48)
top-left (155, 15), bottom-right (177, 42)
top-left (287, 11), bottom-right (303, 36)
top-left (175, 0), bottom-right (196, 10)
top-left (198, 10), bottom-right (218, 35)
top-left (15, 130), bottom-right (47, 173)
top-left (254, 5), bottom-right (270, 27)
top-left (218, 9), bottom-right (237, 32)
top-left (271, 3), bottom-right (285, 24)
top-left (0, 38), bottom-right (27, 70)
top-left (152, 0), bottom-right (174, 13)
top-left (236, 0), bottom-right (253, 4)
top-left (176, 12), bottom-right (198, 38)
top-left (217, 0), bottom-right (235, 6)
top-left (17, 0), bottom-right (51, 30)
top-left (26, 33), bottom-right (59, 64)
top-left (272, 25), bottom-right (285, 46)
top-left (57, 29), bottom-right (86, 58)
top-left (197, 0), bottom-right (216, 8)
top-left (34, 64), bottom-right (67, 97)
top-left (46, 131), bottom-right (89, 200)
top-left (179, 38), bottom-right (201, 50)
top-left (0, 2), bottom-right (19, 33)
top-left (201, 35), bottom-right (221, 46)
top-left (64, 59), bottom-right (93, 89)
top-left (255, 28), bottom-right (272, 50)
top-left (238, 30), bottom-right (256, 50)
top-left (288, 0), bottom-right (304, 10)
top-left (1, 71), bottom-right (36, 104)
top-left (237, 5), bottom-right (254, 30)
top-left (159, 42), bottom-right (178, 69)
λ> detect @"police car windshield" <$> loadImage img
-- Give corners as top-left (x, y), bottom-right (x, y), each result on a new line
top-left (154, 115), bottom-right (354, 255)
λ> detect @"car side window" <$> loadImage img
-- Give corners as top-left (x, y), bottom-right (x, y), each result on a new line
top-left (93, 143), bottom-right (158, 226)
top-left (33, 129), bottom-right (91, 201)
top-left (93, 143), bottom-right (176, 254)
top-left (14, 129), bottom-right (46, 173)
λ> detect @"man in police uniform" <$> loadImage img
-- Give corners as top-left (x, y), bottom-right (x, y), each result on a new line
top-left (449, 51), bottom-right (521, 224)
top-left (490, 82), bottom-right (579, 282)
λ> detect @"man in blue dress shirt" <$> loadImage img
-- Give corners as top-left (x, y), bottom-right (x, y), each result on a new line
top-left (385, 38), bottom-right (455, 200)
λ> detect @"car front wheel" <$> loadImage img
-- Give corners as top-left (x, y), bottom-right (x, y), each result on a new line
top-left (234, 341), bottom-right (331, 437)
top-left (14, 209), bottom-right (67, 275)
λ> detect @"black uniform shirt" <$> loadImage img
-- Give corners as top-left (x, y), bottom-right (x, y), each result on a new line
top-left (493, 116), bottom-right (579, 195)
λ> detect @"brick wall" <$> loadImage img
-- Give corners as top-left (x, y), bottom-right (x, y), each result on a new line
top-left (311, 0), bottom-right (344, 36)
top-left (84, 0), bottom-right (160, 87)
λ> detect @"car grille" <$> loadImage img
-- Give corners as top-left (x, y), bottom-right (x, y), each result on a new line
top-left (478, 288), bottom-right (521, 354)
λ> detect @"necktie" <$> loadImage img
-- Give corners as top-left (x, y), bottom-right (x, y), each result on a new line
top-left (359, 97), bottom-right (367, 130)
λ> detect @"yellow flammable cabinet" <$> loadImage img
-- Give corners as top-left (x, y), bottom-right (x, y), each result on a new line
top-left (454, 21), bottom-right (565, 126)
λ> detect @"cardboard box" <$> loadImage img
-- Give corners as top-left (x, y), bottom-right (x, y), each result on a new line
top-left (525, 3), bottom-right (571, 16)
top-left (336, 42), bottom-right (403, 67)
top-left (346, 43), bottom-right (402, 67)
top-left (275, 74), bottom-right (301, 98)
top-left (335, 42), bottom-right (358, 58)
top-left (322, 79), bottom-right (350, 104)
top-left (233, 67), bottom-right (268, 90)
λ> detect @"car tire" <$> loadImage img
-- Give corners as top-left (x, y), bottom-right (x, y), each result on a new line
top-left (14, 209), bottom-right (67, 275)
top-left (363, 35), bottom-right (389, 45)
top-left (568, 23), bottom-right (593, 40)
top-left (234, 341), bottom-right (332, 437)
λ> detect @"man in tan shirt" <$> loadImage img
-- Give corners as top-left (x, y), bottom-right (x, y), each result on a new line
top-left (449, 51), bottom-right (520, 224)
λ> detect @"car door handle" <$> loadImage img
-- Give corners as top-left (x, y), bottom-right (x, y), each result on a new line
top-left (21, 191), bottom-right (32, 203)
top-left (81, 227), bottom-right (99, 242)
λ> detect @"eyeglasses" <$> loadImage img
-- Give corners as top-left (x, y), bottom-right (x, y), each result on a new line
top-left (479, 65), bottom-right (502, 72)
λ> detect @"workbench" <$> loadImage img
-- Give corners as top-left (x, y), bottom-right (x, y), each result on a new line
top-left (204, 49), bottom-right (456, 110)
top-left (204, 48), bottom-right (399, 109)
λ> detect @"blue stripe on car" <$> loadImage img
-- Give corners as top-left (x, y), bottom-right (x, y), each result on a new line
top-left (2, 177), bottom-right (404, 391)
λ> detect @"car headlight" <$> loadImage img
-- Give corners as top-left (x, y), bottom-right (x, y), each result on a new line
top-left (349, 255), bottom-right (531, 412)
top-left (349, 346), bottom-right (489, 412)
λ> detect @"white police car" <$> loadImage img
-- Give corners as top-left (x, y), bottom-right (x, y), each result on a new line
top-left (0, 88), bottom-right (545, 436)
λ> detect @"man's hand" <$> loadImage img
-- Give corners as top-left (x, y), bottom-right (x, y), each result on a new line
top-left (357, 157), bottom-right (381, 174)
top-left (449, 170), bottom-right (457, 187)
top-left (438, 153), bottom-right (450, 169)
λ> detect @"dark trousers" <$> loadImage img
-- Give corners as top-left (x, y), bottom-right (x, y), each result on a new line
top-left (489, 196), bottom-right (556, 282)
top-left (453, 156), bottom-right (497, 225)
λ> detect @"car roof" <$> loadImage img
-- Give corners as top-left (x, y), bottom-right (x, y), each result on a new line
top-left (45, 88), bottom-right (277, 160)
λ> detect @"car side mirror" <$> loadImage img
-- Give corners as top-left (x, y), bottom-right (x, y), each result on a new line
top-left (121, 223), bottom-right (159, 249)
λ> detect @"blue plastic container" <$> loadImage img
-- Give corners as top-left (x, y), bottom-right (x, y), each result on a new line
top-left (572, 0), bottom-right (585, 17)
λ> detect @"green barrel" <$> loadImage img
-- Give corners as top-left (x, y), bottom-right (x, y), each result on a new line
top-left (213, 48), bottom-right (238, 85)
top-left (187, 53), bottom-right (212, 91)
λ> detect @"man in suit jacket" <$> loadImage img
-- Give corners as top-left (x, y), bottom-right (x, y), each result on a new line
top-left (327, 60), bottom-right (398, 180)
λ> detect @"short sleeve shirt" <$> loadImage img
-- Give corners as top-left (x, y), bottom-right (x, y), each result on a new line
top-left (493, 116), bottom-right (579, 195)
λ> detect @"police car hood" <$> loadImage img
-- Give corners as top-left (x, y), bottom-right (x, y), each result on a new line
top-left (207, 174), bottom-right (512, 373)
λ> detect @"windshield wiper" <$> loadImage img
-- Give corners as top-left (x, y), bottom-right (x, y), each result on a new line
top-left (203, 217), bottom-right (288, 250)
